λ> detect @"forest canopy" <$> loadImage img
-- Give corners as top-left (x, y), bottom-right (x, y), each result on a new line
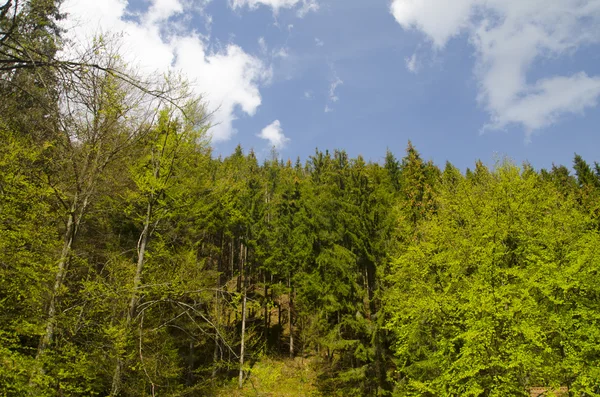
top-left (2, 1), bottom-right (600, 396)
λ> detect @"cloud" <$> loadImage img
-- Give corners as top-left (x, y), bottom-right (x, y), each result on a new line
top-left (145, 0), bottom-right (184, 24)
top-left (390, 0), bottom-right (600, 136)
top-left (230, 0), bottom-right (319, 16)
top-left (297, 0), bottom-right (319, 17)
top-left (315, 37), bottom-right (324, 47)
top-left (174, 37), bottom-right (272, 141)
top-left (62, 0), bottom-right (270, 142)
top-left (257, 120), bottom-right (290, 148)
top-left (391, 0), bottom-right (475, 49)
top-left (258, 36), bottom-right (268, 54)
top-left (323, 69), bottom-right (343, 113)
top-left (304, 90), bottom-right (313, 99)
top-left (405, 53), bottom-right (418, 73)
top-left (329, 74), bottom-right (344, 102)
top-left (329, 76), bottom-right (344, 102)
top-left (329, 74), bottom-right (343, 102)
top-left (257, 36), bottom-right (289, 59)
top-left (489, 72), bottom-right (600, 134)
top-left (273, 47), bottom-right (289, 58)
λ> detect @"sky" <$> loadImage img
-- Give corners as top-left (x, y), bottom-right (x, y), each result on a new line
top-left (61, 0), bottom-right (600, 171)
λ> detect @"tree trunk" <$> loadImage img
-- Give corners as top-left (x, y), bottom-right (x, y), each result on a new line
top-left (212, 287), bottom-right (221, 379)
top-left (237, 238), bottom-right (243, 292)
top-left (36, 203), bottom-right (76, 358)
top-left (212, 234), bottom-right (224, 379)
top-left (188, 341), bottom-right (195, 386)
top-left (33, 188), bottom-right (90, 386)
top-left (288, 275), bottom-right (294, 359)
top-left (212, 336), bottom-right (219, 379)
top-left (264, 273), bottom-right (269, 353)
top-left (238, 243), bottom-right (247, 388)
top-left (230, 238), bottom-right (233, 279)
top-left (110, 199), bottom-right (152, 396)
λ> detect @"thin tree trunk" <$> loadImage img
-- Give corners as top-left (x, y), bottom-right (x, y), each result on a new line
top-left (110, 199), bottom-right (152, 396)
top-left (212, 336), bottom-right (219, 379)
top-left (264, 273), bottom-right (269, 353)
top-left (278, 295), bottom-right (282, 326)
top-left (238, 283), bottom-right (247, 388)
top-left (36, 126), bottom-right (105, 365)
top-left (288, 275), bottom-right (294, 359)
top-left (237, 238), bottom-right (243, 292)
top-left (33, 188), bottom-right (90, 387)
top-left (238, 243), bottom-right (247, 388)
top-left (230, 238), bottom-right (233, 277)
top-left (36, 203), bottom-right (76, 359)
top-left (212, 288), bottom-right (221, 379)
top-left (188, 341), bottom-right (195, 386)
top-left (212, 234), bottom-right (224, 379)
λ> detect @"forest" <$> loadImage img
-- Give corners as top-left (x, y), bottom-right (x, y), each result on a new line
top-left (2, 1), bottom-right (600, 396)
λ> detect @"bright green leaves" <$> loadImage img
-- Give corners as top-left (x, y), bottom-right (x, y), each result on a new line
top-left (6, 89), bottom-right (600, 397)
top-left (129, 107), bottom-right (208, 208)
top-left (385, 161), bottom-right (600, 396)
top-left (0, 127), bottom-right (60, 395)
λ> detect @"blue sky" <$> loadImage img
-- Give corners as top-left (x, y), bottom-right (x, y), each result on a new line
top-left (63, 0), bottom-right (600, 171)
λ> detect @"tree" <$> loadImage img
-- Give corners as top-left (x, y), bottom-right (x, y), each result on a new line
top-left (0, 125), bottom-right (60, 395)
top-left (109, 103), bottom-right (209, 395)
top-left (573, 154), bottom-right (600, 189)
top-left (385, 160), bottom-right (599, 396)
top-left (33, 45), bottom-right (156, 375)
top-left (573, 154), bottom-right (600, 228)
top-left (399, 141), bottom-right (439, 226)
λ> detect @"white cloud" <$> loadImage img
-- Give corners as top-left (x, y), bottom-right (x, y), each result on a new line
top-left (297, 0), bottom-right (319, 17)
top-left (315, 37), bottom-right (324, 47)
top-left (230, 0), bottom-right (318, 16)
top-left (258, 36), bottom-right (268, 54)
top-left (145, 0), bottom-right (184, 24)
top-left (324, 69), bottom-right (343, 113)
top-left (490, 72), bottom-right (600, 133)
top-left (258, 120), bottom-right (290, 148)
top-left (257, 36), bottom-right (288, 59)
top-left (391, 0), bottom-right (475, 49)
top-left (174, 37), bottom-right (272, 141)
top-left (62, 0), bottom-right (270, 142)
top-left (405, 53), bottom-right (418, 73)
top-left (273, 47), bottom-right (289, 58)
top-left (304, 90), bottom-right (313, 99)
top-left (390, 0), bottom-right (600, 136)
top-left (329, 75), bottom-right (343, 103)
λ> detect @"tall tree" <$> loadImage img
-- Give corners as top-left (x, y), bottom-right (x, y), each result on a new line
top-left (0, 125), bottom-right (59, 395)
top-left (33, 48), bottom-right (154, 378)
top-left (385, 161), bottom-right (599, 396)
top-left (109, 103), bottom-right (209, 395)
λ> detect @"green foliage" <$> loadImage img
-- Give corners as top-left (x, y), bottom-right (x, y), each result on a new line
top-left (385, 161), bottom-right (600, 396)
top-left (4, 8), bottom-right (600, 395)
top-left (216, 357), bottom-right (322, 397)
top-left (0, 127), bottom-right (59, 395)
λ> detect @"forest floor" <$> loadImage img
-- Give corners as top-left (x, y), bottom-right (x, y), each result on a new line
top-left (215, 356), bottom-right (322, 397)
